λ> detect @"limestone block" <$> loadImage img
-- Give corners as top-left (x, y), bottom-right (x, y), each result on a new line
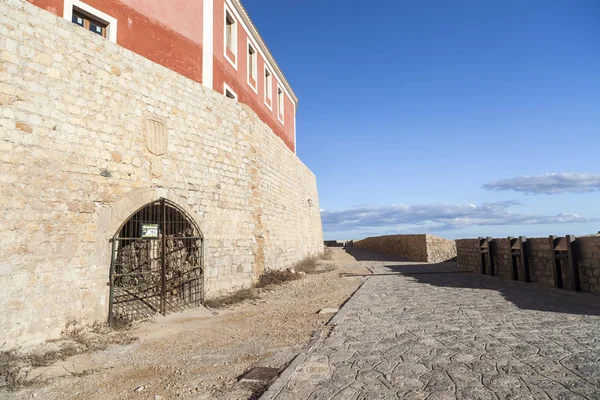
top-left (35, 53), bottom-right (54, 66)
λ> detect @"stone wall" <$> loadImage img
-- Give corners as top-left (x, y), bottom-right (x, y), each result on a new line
top-left (455, 237), bottom-right (600, 293)
top-left (354, 234), bottom-right (457, 263)
top-left (425, 235), bottom-right (458, 263)
top-left (0, 0), bottom-right (323, 346)
top-left (455, 239), bottom-right (480, 273)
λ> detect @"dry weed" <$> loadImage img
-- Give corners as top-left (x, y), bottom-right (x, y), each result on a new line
top-left (0, 347), bottom-right (27, 391)
top-left (110, 317), bottom-right (133, 331)
top-left (27, 344), bottom-right (80, 368)
top-left (255, 270), bottom-right (301, 288)
top-left (294, 256), bottom-right (335, 274)
top-left (204, 254), bottom-right (335, 309)
top-left (0, 320), bottom-right (135, 392)
top-left (205, 288), bottom-right (260, 309)
top-left (61, 319), bottom-right (87, 345)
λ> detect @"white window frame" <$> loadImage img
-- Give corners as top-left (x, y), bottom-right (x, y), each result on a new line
top-left (223, 83), bottom-right (238, 102)
top-left (264, 66), bottom-right (273, 110)
top-left (277, 85), bottom-right (285, 124)
top-left (223, 5), bottom-right (238, 70)
top-left (247, 39), bottom-right (258, 93)
top-left (201, 0), bottom-right (214, 89)
top-left (63, 0), bottom-right (118, 43)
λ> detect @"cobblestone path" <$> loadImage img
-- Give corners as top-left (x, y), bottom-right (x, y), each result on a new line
top-left (265, 250), bottom-right (600, 400)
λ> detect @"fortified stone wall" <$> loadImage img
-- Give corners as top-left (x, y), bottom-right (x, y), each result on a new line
top-left (425, 235), bottom-right (458, 263)
top-left (455, 237), bottom-right (600, 293)
top-left (355, 234), bottom-right (457, 263)
top-left (455, 239), bottom-right (479, 273)
top-left (0, 0), bottom-right (323, 346)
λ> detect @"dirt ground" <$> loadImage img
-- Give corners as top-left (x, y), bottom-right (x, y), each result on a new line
top-left (3, 248), bottom-right (368, 400)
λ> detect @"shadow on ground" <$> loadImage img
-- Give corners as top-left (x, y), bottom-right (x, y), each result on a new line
top-left (343, 247), bottom-right (600, 316)
top-left (344, 247), bottom-right (411, 262)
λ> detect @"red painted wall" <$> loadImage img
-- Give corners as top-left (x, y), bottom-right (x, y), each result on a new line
top-left (120, 0), bottom-right (203, 46)
top-left (27, 0), bottom-right (61, 15)
top-left (212, 0), bottom-right (296, 152)
top-left (27, 0), bottom-right (203, 84)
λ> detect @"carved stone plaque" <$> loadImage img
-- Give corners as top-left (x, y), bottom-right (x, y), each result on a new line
top-left (145, 119), bottom-right (167, 156)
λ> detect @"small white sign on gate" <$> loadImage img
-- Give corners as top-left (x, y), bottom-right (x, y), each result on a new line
top-left (141, 224), bottom-right (159, 238)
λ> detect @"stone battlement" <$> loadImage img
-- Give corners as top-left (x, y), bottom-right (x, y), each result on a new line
top-left (456, 236), bottom-right (600, 293)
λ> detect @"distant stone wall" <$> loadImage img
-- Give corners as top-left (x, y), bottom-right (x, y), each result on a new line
top-left (455, 239), bottom-right (480, 273)
top-left (0, 0), bottom-right (323, 347)
top-left (574, 237), bottom-right (600, 292)
top-left (355, 234), bottom-right (457, 263)
top-left (455, 237), bottom-right (600, 293)
top-left (425, 235), bottom-right (458, 263)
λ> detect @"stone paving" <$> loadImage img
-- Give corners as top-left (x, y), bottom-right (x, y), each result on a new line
top-left (265, 249), bottom-right (600, 400)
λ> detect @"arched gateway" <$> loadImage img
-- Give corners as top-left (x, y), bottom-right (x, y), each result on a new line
top-left (108, 198), bottom-right (204, 325)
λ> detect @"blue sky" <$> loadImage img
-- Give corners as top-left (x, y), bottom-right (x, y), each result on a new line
top-left (244, 0), bottom-right (600, 240)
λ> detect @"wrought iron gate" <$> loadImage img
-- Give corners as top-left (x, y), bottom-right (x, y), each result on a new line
top-left (108, 198), bottom-right (204, 325)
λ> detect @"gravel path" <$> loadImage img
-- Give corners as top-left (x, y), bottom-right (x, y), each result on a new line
top-left (264, 248), bottom-right (600, 400)
top-left (4, 249), bottom-right (368, 400)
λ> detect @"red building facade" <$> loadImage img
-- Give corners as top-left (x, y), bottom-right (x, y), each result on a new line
top-left (27, 0), bottom-right (298, 152)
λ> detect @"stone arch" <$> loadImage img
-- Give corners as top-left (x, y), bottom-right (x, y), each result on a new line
top-left (101, 191), bottom-right (205, 323)
top-left (96, 189), bottom-right (204, 261)
top-left (100, 189), bottom-right (203, 239)
top-left (95, 189), bottom-right (206, 318)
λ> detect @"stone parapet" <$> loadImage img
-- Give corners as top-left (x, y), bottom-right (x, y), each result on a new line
top-left (355, 234), bottom-right (457, 263)
top-left (455, 236), bottom-right (600, 293)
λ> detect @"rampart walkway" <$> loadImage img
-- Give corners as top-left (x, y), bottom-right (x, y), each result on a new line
top-left (264, 248), bottom-right (600, 400)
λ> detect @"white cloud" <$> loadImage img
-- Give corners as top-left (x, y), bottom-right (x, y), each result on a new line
top-left (321, 201), bottom-right (593, 232)
top-left (483, 173), bottom-right (600, 194)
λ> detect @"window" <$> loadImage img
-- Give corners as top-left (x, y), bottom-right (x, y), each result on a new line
top-left (72, 10), bottom-right (107, 37)
top-left (247, 42), bottom-right (257, 91)
top-left (277, 87), bottom-right (284, 124)
top-left (224, 8), bottom-right (237, 68)
top-left (264, 68), bottom-right (272, 108)
top-left (225, 89), bottom-right (237, 100)
top-left (63, 1), bottom-right (117, 42)
top-left (224, 83), bottom-right (237, 101)
top-left (225, 13), bottom-right (234, 51)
